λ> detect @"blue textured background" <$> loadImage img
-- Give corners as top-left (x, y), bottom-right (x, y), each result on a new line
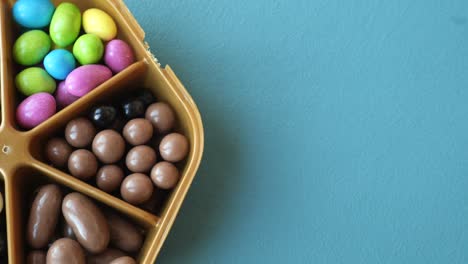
top-left (125, 0), bottom-right (468, 263)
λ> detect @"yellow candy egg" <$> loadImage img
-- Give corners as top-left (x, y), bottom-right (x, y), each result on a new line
top-left (83, 8), bottom-right (117, 41)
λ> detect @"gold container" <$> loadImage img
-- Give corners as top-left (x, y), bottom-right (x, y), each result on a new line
top-left (0, 0), bottom-right (204, 262)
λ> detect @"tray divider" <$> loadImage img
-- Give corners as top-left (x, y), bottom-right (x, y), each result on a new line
top-left (0, 1), bottom-right (17, 130)
top-left (25, 59), bottom-right (148, 137)
top-left (4, 171), bottom-right (23, 264)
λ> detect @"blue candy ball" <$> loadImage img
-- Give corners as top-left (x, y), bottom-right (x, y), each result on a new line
top-left (13, 0), bottom-right (55, 29)
top-left (43, 49), bottom-right (76, 80)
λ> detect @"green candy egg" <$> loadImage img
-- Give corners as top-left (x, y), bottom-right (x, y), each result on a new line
top-left (49, 3), bottom-right (81, 47)
top-left (13, 30), bottom-right (51, 66)
top-left (73, 34), bottom-right (104, 65)
top-left (16, 67), bottom-right (56, 96)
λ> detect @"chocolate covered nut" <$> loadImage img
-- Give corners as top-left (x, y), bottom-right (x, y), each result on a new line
top-left (62, 193), bottom-right (110, 254)
top-left (27, 250), bottom-right (46, 264)
top-left (151, 161), bottom-right (180, 189)
top-left (107, 212), bottom-right (143, 252)
top-left (68, 149), bottom-right (98, 180)
top-left (126, 145), bottom-right (157, 173)
top-left (92, 130), bottom-right (126, 164)
top-left (46, 138), bottom-right (72, 168)
top-left (65, 117), bottom-right (96, 148)
top-left (159, 133), bottom-right (189, 162)
top-left (27, 184), bottom-right (62, 249)
top-left (87, 248), bottom-right (125, 264)
top-left (120, 173), bottom-right (153, 205)
top-left (110, 256), bottom-right (136, 264)
top-left (96, 165), bottom-right (124, 193)
top-left (145, 102), bottom-right (175, 134)
top-left (46, 238), bottom-right (85, 264)
top-left (123, 118), bottom-right (153, 145)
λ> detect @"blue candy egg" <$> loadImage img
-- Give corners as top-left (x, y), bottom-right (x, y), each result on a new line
top-left (43, 49), bottom-right (76, 80)
top-left (13, 0), bottom-right (55, 29)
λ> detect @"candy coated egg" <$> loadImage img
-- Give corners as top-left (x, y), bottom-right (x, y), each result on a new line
top-left (44, 49), bottom-right (76, 80)
top-left (83, 8), bottom-right (117, 41)
top-left (13, 0), bottom-right (54, 28)
top-left (104, 40), bottom-right (135, 73)
top-left (73, 34), bottom-right (104, 65)
top-left (65, 65), bottom-right (112, 97)
top-left (16, 93), bottom-right (56, 129)
top-left (16, 67), bottom-right (56, 96)
top-left (55, 81), bottom-right (80, 109)
top-left (13, 30), bottom-right (51, 66)
top-left (50, 3), bottom-right (81, 47)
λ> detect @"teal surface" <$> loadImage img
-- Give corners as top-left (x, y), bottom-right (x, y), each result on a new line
top-left (125, 0), bottom-right (468, 263)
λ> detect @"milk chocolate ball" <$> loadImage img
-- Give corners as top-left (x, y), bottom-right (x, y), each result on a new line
top-left (46, 138), bottom-right (72, 168)
top-left (110, 256), bottom-right (136, 264)
top-left (159, 133), bottom-right (189, 162)
top-left (125, 145), bottom-right (157, 173)
top-left (65, 118), bottom-right (96, 148)
top-left (145, 102), bottom-right (175, 134)
top-left (92, 130), bottom-right (126, 164)
top-left (96, 165), bottom-right (124, 193)
top-left (68, 149), bottom-right (98, 180)
top-left (150, 162), bottom-right (180, 189)
top-left (123, 118), bottom-right (153, 145)
top-left (120, 173), bottom-right (153, 205)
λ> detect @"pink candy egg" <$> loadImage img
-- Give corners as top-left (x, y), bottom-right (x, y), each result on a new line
top-left (65, 65), bottom-right (112, 97)
top-left (104, 39), bottom-right (135, 73)
top-left (16, 92), bottom-right (56, 129)
top-left (55, 81), bottom-right (80, 109)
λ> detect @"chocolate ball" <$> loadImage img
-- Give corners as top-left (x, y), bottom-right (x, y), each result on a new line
top-left (145, 102), bottom-right (175, 134)
top-left (125, 146), bottom-right (157, 173)
top-left (92, 130), bottom-right (126, 164)
top-left (123, 118), bottom-right (153, 146)
top-left (110, 256), bottom-right (136, 264)
top-left (159, 133), bottom-right (189, 162)
top-left (96, 165), bottom-right (124, 193)
top-left (46, 138), bottom-right (72, 168)
top-left (122, 99), bottom-right (145, 120)
top-left (68, 149), bottom-right (98, 180)
top-left (120, 173), bottom-right (153, 205)
top-left (135, 89), bottom-right (155, 107)
top-left (90, 105), bottom-right (118, 129)
top-left (65, 118), bottom-right (96, 148)
top-left (150, 162), bottom-right (180, 189)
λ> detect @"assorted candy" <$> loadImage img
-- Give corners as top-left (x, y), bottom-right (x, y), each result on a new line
top-left (9, 0), bottom-right (191, 262)
top-left (12, 0), bottom-right (55, 29)
top-left (12, 0), bottom-right (136, 129)
top-left (45, 89), bottom-right (189, 213)
top-left (16, 93), bottom-right (56, 129)
top-left (26, 184), bottom-right (141, 263)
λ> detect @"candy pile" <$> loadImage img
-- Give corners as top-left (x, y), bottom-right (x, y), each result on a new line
top-left (45, 89), bottom-right (189, 213)
top-left (26, 184), bottom-right (142, 263)
top-left (12, 0), bottom-right (135, 129)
